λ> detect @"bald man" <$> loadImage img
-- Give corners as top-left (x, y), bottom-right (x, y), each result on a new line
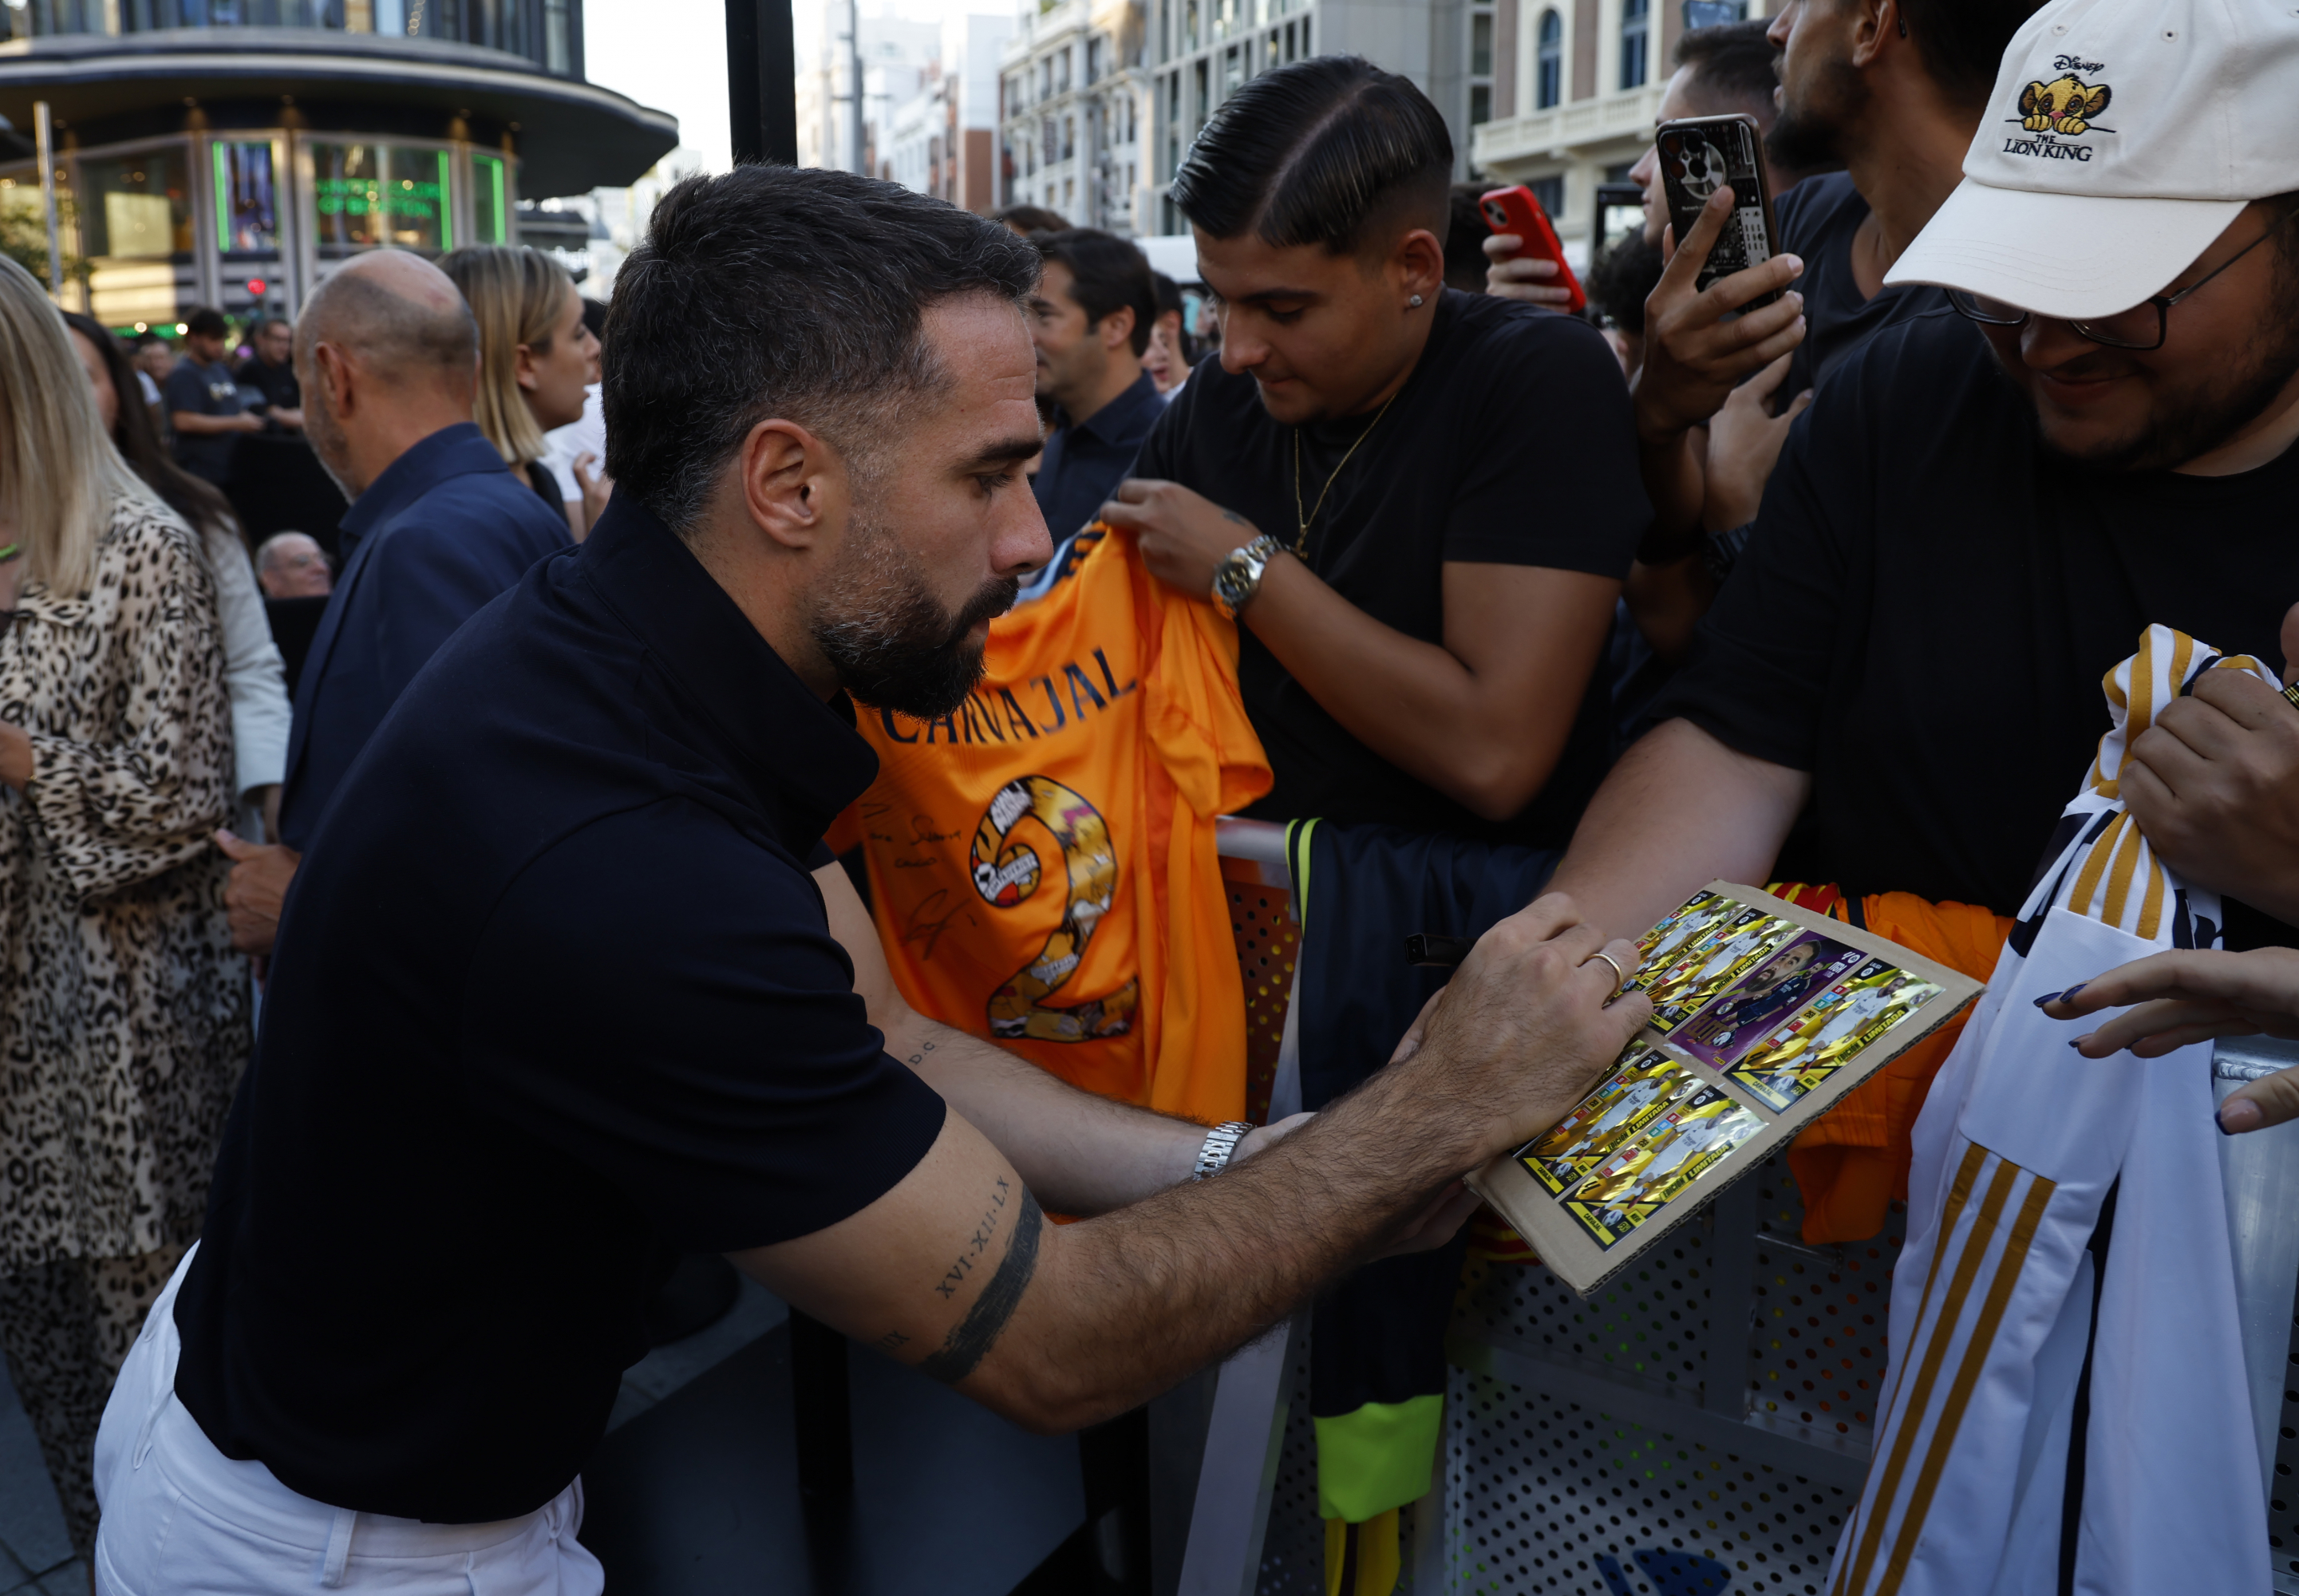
top-left (217, 251), bottom-right (571, 956)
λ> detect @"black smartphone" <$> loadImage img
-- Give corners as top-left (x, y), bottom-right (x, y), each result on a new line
top-left (1653, 113), bottom-right (1782, 307)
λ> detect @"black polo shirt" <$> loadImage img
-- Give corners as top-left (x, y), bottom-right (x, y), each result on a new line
top-left (1033, 368), bottom-right (1163, 543)
top-left (173, 497), bottom-right (949, 1523)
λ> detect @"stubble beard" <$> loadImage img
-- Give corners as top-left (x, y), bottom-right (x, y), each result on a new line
top-left (809, 497), bottom-right (1020, 721)
top-left (1764, 48), bottom-right (1865, 176)
top-left (302, 392), bottom-right (361, 502)
top-left (2029, 307), bottom-right (2299, 475)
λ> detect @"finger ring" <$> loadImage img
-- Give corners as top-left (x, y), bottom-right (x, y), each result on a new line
top-left (1583, 950), bottom-right (1626, 996)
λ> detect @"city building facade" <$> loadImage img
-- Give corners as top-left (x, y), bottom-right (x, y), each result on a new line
top-left (0, 0), bottom-right (674, 325)
top-left (1143, 0), bottom-right (1499, 236)
top-left (997, 0), bottom-right (1147, 234)
top-left (882, 9), bottom-right (1009, 212)
top-left (1471, 0), bottom-right (1772, 266)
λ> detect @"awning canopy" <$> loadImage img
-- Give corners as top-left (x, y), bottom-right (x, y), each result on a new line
top-left (0, 28), bottom-right (677, 196)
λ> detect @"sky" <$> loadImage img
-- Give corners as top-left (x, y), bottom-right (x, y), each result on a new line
top-left (583, 0), bottom-right (981, 180)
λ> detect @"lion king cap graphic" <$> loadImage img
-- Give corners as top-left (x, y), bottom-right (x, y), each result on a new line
top-left (1883, 0), bottom-right (2299, 323)
top-left (2018, 69), bottom-right (2111, 136)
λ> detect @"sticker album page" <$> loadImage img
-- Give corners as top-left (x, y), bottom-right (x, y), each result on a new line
top-left (1464, 882), bottom-right (1984, 1296)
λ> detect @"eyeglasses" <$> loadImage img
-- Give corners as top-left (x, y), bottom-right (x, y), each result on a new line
top-left (1946, 202), bottom-right (2299, 352)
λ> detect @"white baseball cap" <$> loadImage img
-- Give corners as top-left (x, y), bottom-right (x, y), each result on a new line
top-left (1885, 0), bottom-right (2299, 319)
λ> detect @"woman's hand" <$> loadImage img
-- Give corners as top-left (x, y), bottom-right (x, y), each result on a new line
top-left (2040, 946), bottom-right (2299, 1132)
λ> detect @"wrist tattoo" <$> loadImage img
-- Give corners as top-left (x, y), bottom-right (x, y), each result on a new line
top-left (918, 1183), bottom-right (1044, 1385)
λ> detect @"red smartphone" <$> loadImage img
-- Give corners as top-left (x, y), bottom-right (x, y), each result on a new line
top-left (1478, 185), bottom-right (1587, 314)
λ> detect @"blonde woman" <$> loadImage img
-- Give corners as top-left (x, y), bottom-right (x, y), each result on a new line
top-left (439, 244), bottom-right (600, 539)
top-left (0, 257), bottom-right (246, 1551)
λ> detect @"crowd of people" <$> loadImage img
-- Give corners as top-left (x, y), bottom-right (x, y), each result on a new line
top-left (0, 0), bottom-right (2281, 1587)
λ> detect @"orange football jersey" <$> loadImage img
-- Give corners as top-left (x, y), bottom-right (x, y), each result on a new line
top-left (835, 524), bottom-right (1272, 1125)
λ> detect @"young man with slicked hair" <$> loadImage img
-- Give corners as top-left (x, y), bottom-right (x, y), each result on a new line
top-left (93, 164), bottom-right (1652, 1594)
top-left (1104, 55), bottom-right (1648, 850)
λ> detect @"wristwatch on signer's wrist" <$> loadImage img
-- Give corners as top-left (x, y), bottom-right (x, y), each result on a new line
top-left (1211, 533), bottom-right (1284, 621)
top-left (1192, 1120), bottom-right (1254, 1180)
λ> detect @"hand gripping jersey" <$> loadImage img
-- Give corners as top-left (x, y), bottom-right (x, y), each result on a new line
top-left (839, 524), bottom-right (1271, 1121)
top-left (1829, 626), bottom-right (2267, 1596)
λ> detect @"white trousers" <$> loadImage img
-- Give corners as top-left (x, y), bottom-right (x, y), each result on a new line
top-left (93, 1246), bottom-right (606, 1595)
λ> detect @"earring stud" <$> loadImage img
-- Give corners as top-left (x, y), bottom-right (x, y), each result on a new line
top-left (1409, 294), bottom-right (1424, 308)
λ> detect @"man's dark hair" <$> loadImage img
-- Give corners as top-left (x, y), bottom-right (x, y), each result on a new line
top-left (1033, 228), bottom-right (1157, 356)
top-left (1444, 182), bottom-right (1491, 294)
top-left (1900, 0), bottom-right (2048, 106)
top-left (605, 164), bottom-right (1041, 536)
top-left (255, 314), bottom-right (293, 336)
top-left (132, 331), bottom-right (164, 350)
top-left (184, 306), bottom-right (228, 340)
top-left (993, 203), bottom-right (1069, 235)
top-left (1586, 232), bottom-right (1665, 336)
top-left (1171, 56), bottom-right (1453, 255)
top-left (1673, 20), bottom-right (1782, 111)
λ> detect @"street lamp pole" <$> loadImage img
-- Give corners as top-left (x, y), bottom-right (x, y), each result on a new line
top-left (725, 0), bottom-right (798, 166)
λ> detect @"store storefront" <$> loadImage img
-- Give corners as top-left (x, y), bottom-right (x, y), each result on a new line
top-left (0, 24), bottom-right (673, 328)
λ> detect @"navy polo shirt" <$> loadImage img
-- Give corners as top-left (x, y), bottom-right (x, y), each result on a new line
top-left (173, 496), bottom-right (949, 1523)
top-left (1032, 368), bottom-right (1163, 542)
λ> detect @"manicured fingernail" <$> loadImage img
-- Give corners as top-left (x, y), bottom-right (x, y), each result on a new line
top-left (2059, 982), bottom-right (2088, 1004)
top-left (2221, 1100), bottom-right (2263, 1135)
top-left (2032, 991), bottom-right (2062, 1009)
top-left (2068, 1038), bottom-right (2085, 1050)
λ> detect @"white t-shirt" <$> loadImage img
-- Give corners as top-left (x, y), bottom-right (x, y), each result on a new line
top-left (540, 385), bottom-right (605, 504)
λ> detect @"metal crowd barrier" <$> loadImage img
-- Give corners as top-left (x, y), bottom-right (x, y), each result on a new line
top-left (1169, 824), bottom-right (2299, 1596)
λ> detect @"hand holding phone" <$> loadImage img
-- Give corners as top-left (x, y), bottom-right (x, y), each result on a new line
top-left (1653, 114), bottom-right (1782, 305)
top-left (1478, 186), bottom-right (1587, 315)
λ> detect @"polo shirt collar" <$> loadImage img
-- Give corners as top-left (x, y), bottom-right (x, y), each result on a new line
top-left (1069, 369), bottom-right (1162, 447)
top-left (338, 423), bottom-right (509, 556)
top-left (578, 496), bottom-right (879, 847)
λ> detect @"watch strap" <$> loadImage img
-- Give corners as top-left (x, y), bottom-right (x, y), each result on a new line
top-left (1192, 1120), bottom-right (1254, 1180)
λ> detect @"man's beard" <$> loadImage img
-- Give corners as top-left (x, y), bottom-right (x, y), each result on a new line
top-left (2028, 308), bottom-right (2299, 475)
top-left (1764, 48), bottom-right (1865, 174)
top-left (808, 508), bottom-right (1019, 721)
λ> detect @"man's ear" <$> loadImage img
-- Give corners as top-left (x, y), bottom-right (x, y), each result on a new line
top-left (738, 418), bottom-right (847, 553)
top-left (1847, 0), bottom-right (1898, 69)
top-left (1393, 227), bottom-right (1446, 306)
top-left (310, 343), bottom-right (354, 421)
top-left (1100, 306), bottom-right (1137, 352)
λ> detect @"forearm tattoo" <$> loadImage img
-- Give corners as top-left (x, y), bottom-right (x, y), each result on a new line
top-left (918, 1183), bottom-right (1045, 1385)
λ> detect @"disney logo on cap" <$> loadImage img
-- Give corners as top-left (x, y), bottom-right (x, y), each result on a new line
top-left (2052, 53), bottom-right (2105, 73)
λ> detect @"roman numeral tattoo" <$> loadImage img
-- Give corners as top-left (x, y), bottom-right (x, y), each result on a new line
top-left (918, 1183), bottom-right (1043, 1386)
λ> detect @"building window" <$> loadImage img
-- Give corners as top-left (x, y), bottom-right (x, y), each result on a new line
top-left (1471, 9), bottom-right (1493, 75)
top-left (542, 0), bottom-right (569, 73)
top-left (1057, 47), bottom-right (1071, 93)
top-left (1299, 14), bottom-right (1309, 53)
top-left (1620, 0), bottom-right (1649, 89)
top-left (1087, 36), bottom-right (1101, 83)
top-left (1471, 84), bottom-right (1491, 125)
top-left (1223, 43), bottom-right (1242, 95)
top-left (472, 151), bottom-right (509, 243)
top-left (309, 142), bottom-right (451, 260)
top-left (1184, 0), bottom-right (1198, 50)
top-left (1063, 116), bottom-right (1075, 160)
top-left (1530, 174), bottom-right (1564, 222)
top-left (1537, 9), bottom-right (1562, 108)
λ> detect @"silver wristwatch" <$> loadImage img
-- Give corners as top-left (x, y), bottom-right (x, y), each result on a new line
top-left (1192, 1120), bottom-right (1254, 1180)
top-left (1211, 533), bottom-right (1283, 621)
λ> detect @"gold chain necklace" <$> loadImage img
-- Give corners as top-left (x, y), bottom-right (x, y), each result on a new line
top-left (1291, 387), bottom-right (1401, 557)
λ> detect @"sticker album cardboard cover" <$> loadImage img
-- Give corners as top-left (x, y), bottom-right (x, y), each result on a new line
top-left (1464, 882), bottom-right (1984, 1296)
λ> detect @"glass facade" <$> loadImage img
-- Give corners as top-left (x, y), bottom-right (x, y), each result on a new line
top-left (1, 129), bottom-right (515, 327)
top-left (0, 0), bottom-right (583, 79)
top-left (309, 141), bottom-right (452, 257)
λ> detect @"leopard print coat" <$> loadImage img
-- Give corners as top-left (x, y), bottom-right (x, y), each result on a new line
top-left (0, 494), bottom-right (251, 1270)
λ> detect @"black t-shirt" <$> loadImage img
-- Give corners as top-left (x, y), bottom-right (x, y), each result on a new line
top-left (1132, 290), bottom-right (1648, 847)
top-left (1653, 307), bottom-right (2299, 945)
top-left (238, 353), bottom-right (300, 417)
top-left (174, 497), bottom-right (948, 1523)
top-left (1775, 172), bottom-right (1948, 401)
top-left (164, 354), bottom-right (245, 484)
